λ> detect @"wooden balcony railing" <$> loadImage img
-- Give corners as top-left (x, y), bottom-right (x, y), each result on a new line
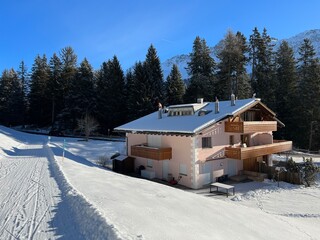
top-left (131, 145), bottom-right (172, 160)
top-left (225, 121), bottom-right (277, 133)
top-left (225, 140), bottom-right (292, 160)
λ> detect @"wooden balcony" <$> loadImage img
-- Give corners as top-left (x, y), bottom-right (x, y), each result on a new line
top-left (225, 140), bottom-right (292, 160)
top-left (225, 121), bottom-right (277, 133)
top-left (131, 145), bottom-right (172, 160)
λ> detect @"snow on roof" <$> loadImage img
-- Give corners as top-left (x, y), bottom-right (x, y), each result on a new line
top-left (115, 98), bottom-right (260, 134)
top-left (114, 155), bottom-right (128, 161)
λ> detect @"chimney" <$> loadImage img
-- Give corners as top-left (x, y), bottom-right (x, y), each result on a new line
top-left (158, 101), bottom-right (163, 119)
top-left (197, 98), bottom-right (204, 104)
top-left (215, 97), bottom-right (219, 114)
top-left (231, 93), bottom-right (236, 106)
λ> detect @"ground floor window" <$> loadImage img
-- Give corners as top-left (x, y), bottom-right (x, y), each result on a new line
top-left (147, 159), bottom-right (153, 168)
top-left (179, 164), bottom-right (187, 176)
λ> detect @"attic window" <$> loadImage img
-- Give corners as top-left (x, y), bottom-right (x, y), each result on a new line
top-left (168, 107), bottom-right (194, 116)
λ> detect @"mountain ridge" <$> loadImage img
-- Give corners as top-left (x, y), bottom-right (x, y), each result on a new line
top-left (161, 29), bottom-right (320, 79)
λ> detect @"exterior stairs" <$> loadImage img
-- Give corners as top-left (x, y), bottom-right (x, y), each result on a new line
top-left (230, 170), bottom-right (268, 182)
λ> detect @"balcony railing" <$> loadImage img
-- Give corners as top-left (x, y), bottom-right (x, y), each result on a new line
top-left (225, 121), bottom-right (277, 133)
top-left (225, 140), bottom-right (292, 160)
top-left (131, 144), bottom-right (172, 160)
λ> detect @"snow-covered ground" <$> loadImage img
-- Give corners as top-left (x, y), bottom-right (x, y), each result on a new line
top-left (0, 126), bottom-right (319, 239)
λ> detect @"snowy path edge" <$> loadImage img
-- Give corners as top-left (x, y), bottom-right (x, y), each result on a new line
top-left (45, 145), bottom-right (123, 240)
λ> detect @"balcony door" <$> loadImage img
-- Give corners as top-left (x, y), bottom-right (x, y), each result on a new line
top-left (241, 134), bottom-right (250, 147)
top-left (147, 135), bottom-right (161, 147)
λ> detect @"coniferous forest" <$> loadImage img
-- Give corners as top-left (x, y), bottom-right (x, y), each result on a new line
top-left (1, 28), bottom-right (320, 151)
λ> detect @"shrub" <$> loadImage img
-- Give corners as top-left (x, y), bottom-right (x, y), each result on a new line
top-left (97, 155), bottom-right (109, 167)
top-left (302, 158), bottom-right (319, 187)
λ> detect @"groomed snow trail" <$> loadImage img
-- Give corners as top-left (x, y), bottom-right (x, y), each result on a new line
top-left (0, 142), bottom-right (85, 240)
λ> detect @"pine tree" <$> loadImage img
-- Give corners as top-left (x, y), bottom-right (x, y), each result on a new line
top-left (185, 36), bottom-right (216, 102)
top-left (296, 39), bottom-right (320, 149)
top-left (96, 56), bottom-right (126, 133)
top-left (28, 55), bottom-right (51, 126)
top-left (274, 41), bottom-right (297, 141)
top-left (165, 64), bottom-right (185, 105)
top-left (216, 30), bottom-right (251, 100)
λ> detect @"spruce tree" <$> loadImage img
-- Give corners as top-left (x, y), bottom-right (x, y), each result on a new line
top-left (185, 36), bottom-right (216, 102)
top-left (59, 47), bottom-right (78, 129)
top-left (165, 64), bottom-right (185, 105)
top-left (145, 44), bottom-right (164, 102)
top-left (0, 69), bottom-right (25, 126)
top-left (128, 61), bottom-right (154, 120)
top-left (96, 56), bottom-right (126, 133)
top-left (274, 41), bottom-right (297, 141)
top-left (28, 55), bottom-right (51, 126)
top-left (249, 28), bottom-right (276, 108)
top-left (296, 39), bottom-right (320, 149)
top-left (17, 61), bottom-right (28, 126)
top-left (65, 58), bottom-right (96, 130)
top-left (125, 69), bottom-right (135, 122)
top-left (48, 53), bottom-right (63, 126)
top-left (216, 30), bottom-right (251, 100)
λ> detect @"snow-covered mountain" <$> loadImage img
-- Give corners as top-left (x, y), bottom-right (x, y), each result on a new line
top-left (161, 29), bottom-right (320, 79)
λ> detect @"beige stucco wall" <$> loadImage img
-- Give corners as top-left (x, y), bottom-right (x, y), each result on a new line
top-left (126, 133), bottom-right (194, 188)
top-left (250, 132), bottom-right (273, 146)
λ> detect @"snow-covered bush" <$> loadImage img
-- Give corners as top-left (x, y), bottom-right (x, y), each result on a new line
top-left (97, 155), bottom-right (109, 167)
top-left (302, 158), bottom-right (319, 187)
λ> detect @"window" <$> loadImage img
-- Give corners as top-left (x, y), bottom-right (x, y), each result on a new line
top-left (202, 137), bottom-right (212, 148)
top-left (147, 159), bottom-right (153, 168)
top-left (179, 164), bottom-right (187, 176)
top-left (229, 135), bottom-right (234, 145)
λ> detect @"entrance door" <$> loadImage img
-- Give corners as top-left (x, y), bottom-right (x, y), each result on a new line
top-left (243, 158), bottom-right (258, 171)
top-left (162, 160), bottom-right (169, 180)
top-left (228, 159), bottom-right (237, 176)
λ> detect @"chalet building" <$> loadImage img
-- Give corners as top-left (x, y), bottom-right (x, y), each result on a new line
top-left (115, 97), bottom-right (292, 189)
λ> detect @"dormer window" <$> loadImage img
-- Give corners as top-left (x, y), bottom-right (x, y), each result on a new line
top-left (168, 106), bottom-right (194, 116)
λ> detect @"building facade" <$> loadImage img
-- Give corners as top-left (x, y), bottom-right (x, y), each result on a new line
top-left (115, 98), bottom-right (292, 189)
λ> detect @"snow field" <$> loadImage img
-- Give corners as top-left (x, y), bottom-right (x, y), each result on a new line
top-left (0, 127), bottom-right (121, 239)
top-left (1, 126), bottom-right (320, 239)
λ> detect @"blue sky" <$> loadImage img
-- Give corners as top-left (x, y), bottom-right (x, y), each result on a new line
top-left (1, 0), bottom-right (320, 72)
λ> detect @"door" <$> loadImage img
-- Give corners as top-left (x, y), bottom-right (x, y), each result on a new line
top-left (241, 134), bottom-right (250, 147)
top-left (162, 160), bottom-right (169, 180)
top-left (227, 159), bottom-right (237, 176)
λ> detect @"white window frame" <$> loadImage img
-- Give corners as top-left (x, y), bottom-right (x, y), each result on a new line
top-left (179, 164), bottom-right (187, 176)
top-left (147, 159), bottom-right (153, 168)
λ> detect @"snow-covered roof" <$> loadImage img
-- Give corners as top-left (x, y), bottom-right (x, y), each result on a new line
top-left (116, 98), bottom-right (265, 135)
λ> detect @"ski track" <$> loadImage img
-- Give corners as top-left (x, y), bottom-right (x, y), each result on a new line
top-left (0, 143), bottom-right (85, 240)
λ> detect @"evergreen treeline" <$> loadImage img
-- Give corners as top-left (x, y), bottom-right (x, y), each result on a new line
top-left (1, 28), bottom-right (320, 150)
